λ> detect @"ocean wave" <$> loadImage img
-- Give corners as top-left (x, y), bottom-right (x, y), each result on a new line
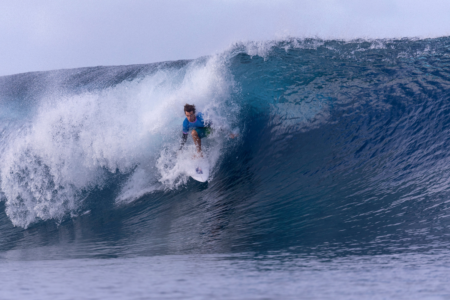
top-left (1, 37), bottom-right (450, 257)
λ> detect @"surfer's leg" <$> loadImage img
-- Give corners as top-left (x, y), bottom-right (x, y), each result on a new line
top-left (191, 129), bottom-right (202, 153)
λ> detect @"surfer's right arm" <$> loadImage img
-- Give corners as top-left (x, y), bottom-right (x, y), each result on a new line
top-left (179, 118), bottom-right (190, 151)
top-left (179, 133), bottom-right (188, 151)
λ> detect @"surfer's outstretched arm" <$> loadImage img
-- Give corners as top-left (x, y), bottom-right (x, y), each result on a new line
top-left (217, 127), bottom-right (237, 139)
top-left (179, 133), bottom-right (188, 151)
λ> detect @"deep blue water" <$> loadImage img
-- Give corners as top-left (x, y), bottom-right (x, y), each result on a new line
top-left (1, 37), bottom-right (450, 299)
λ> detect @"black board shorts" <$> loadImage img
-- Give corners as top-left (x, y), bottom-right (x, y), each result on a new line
top-left (194, 127), bottom-right (212, 139)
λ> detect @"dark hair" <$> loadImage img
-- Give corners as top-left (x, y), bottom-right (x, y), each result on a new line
top-left (184, 104), bottom-right (196, 113)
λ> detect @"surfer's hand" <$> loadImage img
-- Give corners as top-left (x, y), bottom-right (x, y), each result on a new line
top-left (229, 133), bottom-right (237, 139)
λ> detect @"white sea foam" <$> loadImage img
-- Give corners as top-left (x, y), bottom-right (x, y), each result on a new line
top-left (1, 54), bottom-right (238, 227)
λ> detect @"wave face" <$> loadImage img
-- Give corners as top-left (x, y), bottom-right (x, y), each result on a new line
top-left (1, 37), bottom-right (450, 258)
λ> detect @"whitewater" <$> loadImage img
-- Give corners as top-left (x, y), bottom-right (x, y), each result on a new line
top-left (1, 37), bottom-right (450, 299)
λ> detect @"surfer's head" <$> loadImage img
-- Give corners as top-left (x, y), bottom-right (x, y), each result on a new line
top-left (184, 104), bottom-right (196, 122)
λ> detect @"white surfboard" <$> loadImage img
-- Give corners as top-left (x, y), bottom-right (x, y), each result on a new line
top-left (188, 157), bottom-right (210, 182)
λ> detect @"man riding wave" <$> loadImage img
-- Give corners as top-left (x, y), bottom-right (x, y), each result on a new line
top-left (179, 104), bottom-right (212, 156)
top-left (179, 103), bottom-right (235, 156)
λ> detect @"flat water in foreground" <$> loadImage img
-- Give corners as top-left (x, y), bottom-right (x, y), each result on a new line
top-left (2, 251), bottom-right (450, 300)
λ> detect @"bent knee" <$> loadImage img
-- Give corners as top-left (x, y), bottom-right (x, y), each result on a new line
top-left (191, 130), bottom-right (198, 137)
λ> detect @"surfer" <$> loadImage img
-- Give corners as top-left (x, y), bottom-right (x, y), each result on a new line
top-left (179, 104), bottom-right (211, 156)
top-left (179, 104), bottom-right (235, 156)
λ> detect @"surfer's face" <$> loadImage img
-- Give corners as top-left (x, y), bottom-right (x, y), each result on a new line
top-left (185, 111), bottom-right (196, 122)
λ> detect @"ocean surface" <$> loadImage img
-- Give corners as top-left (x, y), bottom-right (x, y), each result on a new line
top-left (1, 37), bottom-right (450, 299)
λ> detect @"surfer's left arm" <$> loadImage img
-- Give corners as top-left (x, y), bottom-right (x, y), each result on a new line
top-left (216, 126), bottom-right (237, 139)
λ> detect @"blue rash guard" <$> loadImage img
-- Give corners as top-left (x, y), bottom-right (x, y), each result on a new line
top-left (182, 112), bottom-right (208, 134)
